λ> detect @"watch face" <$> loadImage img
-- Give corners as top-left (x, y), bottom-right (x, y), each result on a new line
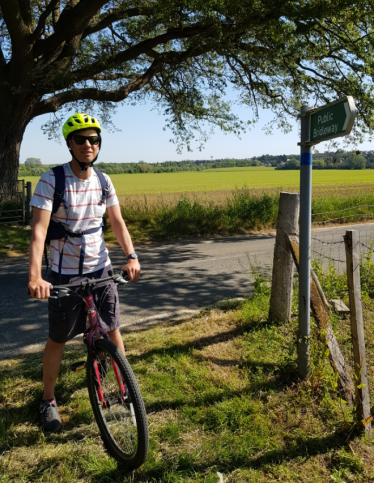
top-left (128, 253), bottom-right (138, 259)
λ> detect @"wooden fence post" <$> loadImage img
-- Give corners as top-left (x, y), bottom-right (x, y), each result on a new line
top-left (344, 230), bottom-right (371, 433)
top-left (26, 182), bottom-right (32, 225)
top-left (269, 192), bottom-right (300, 322)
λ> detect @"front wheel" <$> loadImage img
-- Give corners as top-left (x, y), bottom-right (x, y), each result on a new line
top-left (87, 338), bottom-right (148, 469)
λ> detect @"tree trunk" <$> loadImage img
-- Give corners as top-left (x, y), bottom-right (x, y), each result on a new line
top-left (0, 96), bottom-right (32, 197)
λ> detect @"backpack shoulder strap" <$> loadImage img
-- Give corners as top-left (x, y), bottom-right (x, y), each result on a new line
top-left (51, 165), bottom-right (66, 214)
top-left (94, 168), bottom-right (110, 203)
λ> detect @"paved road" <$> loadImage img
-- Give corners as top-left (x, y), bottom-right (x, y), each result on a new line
top-left (0, 233), bottom-right (274, 359)
top-left (1, 222), bottom-right (374, 359)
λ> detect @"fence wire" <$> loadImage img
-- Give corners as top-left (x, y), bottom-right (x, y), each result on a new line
top-left (310, 224), bottom-right (374, 420)
top-left (311, 203), bottom-right (374, 226)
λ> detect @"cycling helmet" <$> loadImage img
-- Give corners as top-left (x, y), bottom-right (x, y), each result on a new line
top-left (63, 113), bottom-right (102, 172)
top-left (62, 113), bottom-right (101, 139)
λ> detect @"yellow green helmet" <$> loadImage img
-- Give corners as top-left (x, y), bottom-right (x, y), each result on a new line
top-left (62, 113), bottom-right (101, 139)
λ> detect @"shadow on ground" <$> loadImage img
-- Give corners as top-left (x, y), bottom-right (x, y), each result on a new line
top-left (0, 235), bottom-right (273, 359)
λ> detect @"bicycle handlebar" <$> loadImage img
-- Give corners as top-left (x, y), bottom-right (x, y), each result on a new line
top-left (27, 271), bottom-right (130, 296)
top-left (50, 272), bottom-right (130, 291)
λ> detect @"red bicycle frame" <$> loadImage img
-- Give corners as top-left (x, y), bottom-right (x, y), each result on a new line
top-left (85, 292), bottom-right (125, 407)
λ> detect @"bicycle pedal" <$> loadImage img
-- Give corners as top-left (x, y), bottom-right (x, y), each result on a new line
top-left (71, 361), bottom-right (86, 371)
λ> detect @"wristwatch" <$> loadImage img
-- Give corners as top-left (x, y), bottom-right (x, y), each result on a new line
top-left (127, 253), bottom-right (138, 261)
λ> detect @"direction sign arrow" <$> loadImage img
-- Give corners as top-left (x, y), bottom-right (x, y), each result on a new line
top-left (306, 96), bottom-right (356, 145)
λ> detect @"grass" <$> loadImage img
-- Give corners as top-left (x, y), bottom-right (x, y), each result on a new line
top-left (1, 280), bottom-right (373, 482)
top-left (20, 167), bottom-right (374, 196)
top-left (0, 225), bottom-right (32, 258)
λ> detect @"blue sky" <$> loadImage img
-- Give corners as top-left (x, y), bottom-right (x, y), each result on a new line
top-left (20, 98), bottom-right (373, 165)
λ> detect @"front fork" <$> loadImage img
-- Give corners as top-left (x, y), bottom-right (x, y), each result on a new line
top-left (85, 294), bottom-right (125, 408)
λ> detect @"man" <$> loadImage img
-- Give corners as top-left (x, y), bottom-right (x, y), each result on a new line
top-left (28, 113), bottom-right (140, 432)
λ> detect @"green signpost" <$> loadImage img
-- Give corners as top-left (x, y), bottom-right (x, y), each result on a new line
top-left (297, 96), bottom-right (356, 380)
top-left (309, 96), bottom-right (356, 144)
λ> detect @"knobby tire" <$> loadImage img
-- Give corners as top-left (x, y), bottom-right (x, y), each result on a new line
top-left (87, 338), bottom-right (148, 469)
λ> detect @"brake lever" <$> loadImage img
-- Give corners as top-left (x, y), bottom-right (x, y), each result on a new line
top-left (50, 288), bottom-right (70, 299)
top-left (113, 272), bottom-right (130, 285)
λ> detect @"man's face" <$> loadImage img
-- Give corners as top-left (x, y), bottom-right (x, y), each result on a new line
top-left (68, 128), bottom-right (100, 163)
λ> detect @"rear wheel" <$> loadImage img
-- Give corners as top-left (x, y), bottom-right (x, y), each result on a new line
top-left (87, 338), bottom-right (148, 469)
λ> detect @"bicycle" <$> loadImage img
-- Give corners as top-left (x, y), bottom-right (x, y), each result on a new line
top-left (30, 270), bottom-right (148, 469)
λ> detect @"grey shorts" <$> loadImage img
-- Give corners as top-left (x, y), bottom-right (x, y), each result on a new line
top-left (48, 264), bottom-right (121, 344)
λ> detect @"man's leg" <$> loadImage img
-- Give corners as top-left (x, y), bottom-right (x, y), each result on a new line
top-left (42, 337), bottom-right (65, 400)
top-left (108, 328), bottom-right (126, 356)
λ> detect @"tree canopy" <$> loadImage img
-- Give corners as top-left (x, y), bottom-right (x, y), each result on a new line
top-left (1, 0), bottom-right (374, 193)
top-left (24, 157), bottom-right (41, 167)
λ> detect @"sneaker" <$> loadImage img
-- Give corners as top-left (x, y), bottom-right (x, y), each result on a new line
top-left (39, 398), bottom-right (62, 432)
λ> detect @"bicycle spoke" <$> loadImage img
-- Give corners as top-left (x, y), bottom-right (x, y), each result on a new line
top-left (87, 338), bottom-right (148, 468)
top-left (98, 355), bottom-right (137, 454)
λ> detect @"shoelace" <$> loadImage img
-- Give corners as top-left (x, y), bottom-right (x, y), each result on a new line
top-left (40, 399), bottom-right (56, 413)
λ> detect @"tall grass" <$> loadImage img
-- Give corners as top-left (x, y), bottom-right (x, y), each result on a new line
top-left (113, 188), bottom-right (279, 243)
top-left (3, 189), bottom-right (374, 257)
top-left (312, 193), bottom-right (374, 224)
top-left (109, 189), bottom-right (374, 243)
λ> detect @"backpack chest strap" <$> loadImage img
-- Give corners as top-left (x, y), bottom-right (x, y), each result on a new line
top-left (58, 226), bottom-right (103, 277)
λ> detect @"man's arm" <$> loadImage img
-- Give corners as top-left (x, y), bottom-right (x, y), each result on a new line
top-left (29, 207), bottom-right (52, 299)
top-left (107, 204), bottom-right (141, 281)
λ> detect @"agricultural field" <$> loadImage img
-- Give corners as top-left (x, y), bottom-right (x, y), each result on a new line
top-left (21, 166), bottom-right (374, 198)
top-left (4, 166), bottom-right (374, 257)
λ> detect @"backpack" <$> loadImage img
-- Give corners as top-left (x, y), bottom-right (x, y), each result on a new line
top-left (45, 165), bottom-right (110, 277)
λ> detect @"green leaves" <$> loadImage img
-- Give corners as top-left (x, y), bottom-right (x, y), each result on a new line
top-left (3, 1), bottom-right (374, 154)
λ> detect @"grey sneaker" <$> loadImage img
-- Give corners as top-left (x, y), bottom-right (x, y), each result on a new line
top-left (39, 398), bottom-right (62, 432)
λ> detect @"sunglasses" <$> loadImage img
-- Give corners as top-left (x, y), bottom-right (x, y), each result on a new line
top-left (72, 135), bottom-right (100, 146)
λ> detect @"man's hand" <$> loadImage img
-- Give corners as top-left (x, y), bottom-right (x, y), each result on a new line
top-left (121, 259), bottom-right (141, 281)
top-left (29, 278), bottom-right (51, 299)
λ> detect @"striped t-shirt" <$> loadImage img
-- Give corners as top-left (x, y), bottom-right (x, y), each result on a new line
top-left (30, 163), bottom-right (119, 275)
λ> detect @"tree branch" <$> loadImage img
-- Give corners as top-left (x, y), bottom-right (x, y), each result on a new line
top-left (81, 23), bottom-right (213, 67)
top-left (0, 44), bottom-right (6, 67)
top-left (31, 0), bottom-right (60, 42)
top-left (36, 25), bottom-right (205, 93)
top-left (33, 0), bottom-right (108, 57)
top-left (81, 7), bottom-right (146, 39)
top-left (296, 62), bottom-right (333, 82)
top-left (32, 59), bottom-right (162, 117)
top-left (18, 0), bottom-right (32, 26)
top-left (0, 0), bottom-right (29, 42)
top-left (52, 0), bottom-right (60, 27)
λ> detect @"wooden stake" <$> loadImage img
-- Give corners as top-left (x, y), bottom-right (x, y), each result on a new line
top-left (269, 192), bottom-right (299, 322)
top-left (344, 230), bottom-right (372, 433)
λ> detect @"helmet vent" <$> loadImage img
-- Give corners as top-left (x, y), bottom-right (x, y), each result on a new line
top-left (62, 112), bottom-right (101, 139)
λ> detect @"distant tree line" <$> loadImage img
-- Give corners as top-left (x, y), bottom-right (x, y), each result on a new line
top-left (275, 151), bottom-right (369, 170)
top-left (18, 151), bottom-right (374, 176)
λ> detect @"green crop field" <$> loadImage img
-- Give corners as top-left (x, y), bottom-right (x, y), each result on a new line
top-left (21, 167), bottom-right (374, 196)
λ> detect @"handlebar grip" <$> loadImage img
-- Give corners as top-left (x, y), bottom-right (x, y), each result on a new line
top-left (27, 285), bottom-right (54, 296)
top-left (121, 271), bottom-right (130, 282)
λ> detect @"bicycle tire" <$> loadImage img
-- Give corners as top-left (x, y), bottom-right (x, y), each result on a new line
top-left (86, 338), bottom-right (148, 468)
